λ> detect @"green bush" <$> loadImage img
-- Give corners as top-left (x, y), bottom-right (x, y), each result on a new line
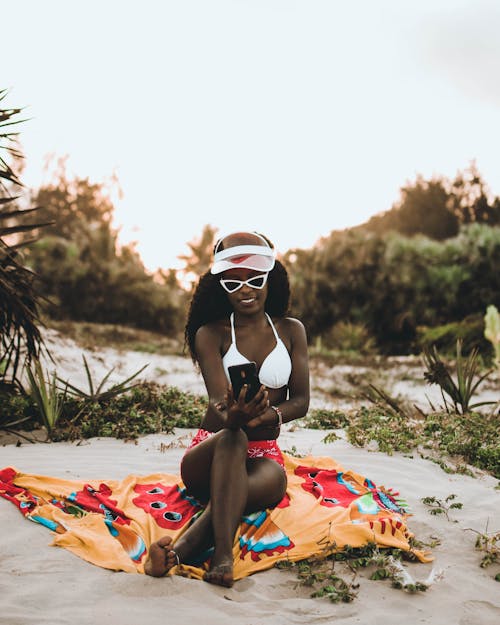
top-left (51, 383), bottom-right (207, 441)
top-left (30, 236), bottom-right (185, 335)
top-left (302, 408), bottom-right (350, 429)
top-left (322, 322), bottom-right (376, 354)
top-left (416, 315), bottom-right (490, 359)
top-left (1, 382), bottom-right (207, 441)
top-left (0, 390), bottom-right (39, 431)
top-left (346, 406), bottom-right (418, 455)
top-left (423, 411), bottom-right (500, 478)
top-left (287, 224), bottom-right (500, 354)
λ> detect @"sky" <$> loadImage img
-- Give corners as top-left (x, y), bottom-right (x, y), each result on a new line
top-left (3, 0), bottom-right (500, 271)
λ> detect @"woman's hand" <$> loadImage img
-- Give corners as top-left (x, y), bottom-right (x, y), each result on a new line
top-left (225, 384), bottom-right (269, 430)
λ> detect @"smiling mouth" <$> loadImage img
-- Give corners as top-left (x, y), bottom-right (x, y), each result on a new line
top-left (240, 297), bottom-right (256, 304)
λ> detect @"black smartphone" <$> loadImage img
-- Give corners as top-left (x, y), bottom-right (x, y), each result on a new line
top-left (228, 362), bottom-right (261, 402)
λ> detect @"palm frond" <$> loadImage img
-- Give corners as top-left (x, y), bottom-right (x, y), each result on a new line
top-left (0, 90), bottom-right (48, 387)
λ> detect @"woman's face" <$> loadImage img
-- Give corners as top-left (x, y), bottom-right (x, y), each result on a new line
top-left (220, 268), bottom-right (269, 314)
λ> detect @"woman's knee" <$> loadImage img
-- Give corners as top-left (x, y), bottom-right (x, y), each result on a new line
top-left (216, 427), bottom-right (248, 453)
top-left (246, 460), bottom-right (287, 511)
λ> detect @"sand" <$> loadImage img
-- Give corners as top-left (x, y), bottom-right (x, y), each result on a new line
top-left (1, 331), bottom-right (499, 625)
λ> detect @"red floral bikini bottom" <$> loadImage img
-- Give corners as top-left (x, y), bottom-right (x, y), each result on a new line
top-left (186, 428), bottom-right (285, 468)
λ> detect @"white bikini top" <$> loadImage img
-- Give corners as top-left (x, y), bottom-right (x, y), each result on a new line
top-left (222, 313), bottom-right (292, 389)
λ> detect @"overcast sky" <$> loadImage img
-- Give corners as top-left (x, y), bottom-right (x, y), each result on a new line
top-left (3, 0), bottom-right (500, 270)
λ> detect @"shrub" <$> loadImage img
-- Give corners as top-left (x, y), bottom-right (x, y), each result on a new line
top-left (416, 315), bottom-right (490, 359)
top-left (288, 225), bottom-right (500, 354)
top-left (322, 322), bottom-right (376, 354)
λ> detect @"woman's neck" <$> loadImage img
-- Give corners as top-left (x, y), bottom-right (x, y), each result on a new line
top-left (233, 309), bottom-right (267, 326)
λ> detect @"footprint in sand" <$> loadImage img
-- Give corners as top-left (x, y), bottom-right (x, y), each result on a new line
top-left (459, 600), bottom-right (500, 625)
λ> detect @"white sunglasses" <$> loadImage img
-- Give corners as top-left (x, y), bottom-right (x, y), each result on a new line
top-left (219, 273), bottom-right (269, 293)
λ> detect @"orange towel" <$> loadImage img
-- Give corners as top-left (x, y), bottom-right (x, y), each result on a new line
top-left (0, 454), bottom-right (430, 580)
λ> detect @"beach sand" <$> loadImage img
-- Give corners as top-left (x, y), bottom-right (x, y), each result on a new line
top-left (1, 331), bottom-right (499, 625)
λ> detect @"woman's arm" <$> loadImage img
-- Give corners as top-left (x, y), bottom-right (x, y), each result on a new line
top-left (195, 323), bottom-right (229, 407)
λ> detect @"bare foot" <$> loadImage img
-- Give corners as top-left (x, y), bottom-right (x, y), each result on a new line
top-left (203, 560), bottom-right (234, 588)
top-left (144, 536), bottom-right (179, 577)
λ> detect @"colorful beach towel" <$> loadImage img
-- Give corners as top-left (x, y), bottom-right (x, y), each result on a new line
top-left (0, 454), bottom-right (430, 579)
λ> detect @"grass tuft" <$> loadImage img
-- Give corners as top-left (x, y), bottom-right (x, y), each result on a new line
top-left (276, 541), bottom-right (429, 602)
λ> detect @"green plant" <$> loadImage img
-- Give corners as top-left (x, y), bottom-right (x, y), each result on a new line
top-left (308, 398), bottom-right (499, 478)
top-left (29, 161), bottom-right (186, 336)
top-left (2, 380), bottom-right (207, 442)
top-left (364, 384), bottom-right (413, 419)
top-left (322, 321), bottom-right (376, 354)
top-left (276, 556), bottom-right (358, 603)
top-left (345, 405), bottom-right (419, 455)
top-left (409, 535), bottom-right (442, 550)
top-left (484, 305), bottom-right (500, 370)
top-left (418, 453), bottom-right (474, 477)
top-left (423, 340), bottom-right (495, 413)
top-left (421, 494), bottom-right (463, 522)
top-left (422, 410), bottom-right (500, 478)
top-left (466, 527), bottom-right (499, 569)
top-left (416, 315), bottom-right (489, 358)
top-left (276, 542), bottom-right (429, 601)
top-left (45, 382), bottom-right (207, 442)
top-left (0, 388), bottom-right (37, 433)
top-left (0, 89), bottom-right (50, 388)
top-left (303, 408), bottom-right (349, 429)
top-left (59, 354), bottom-right (148, 403)
top-left (158, 386), bottom-right (208, 428)
top-left (26, 359), bottom-right (67, 438)
top-left (289, 222), bottom-right (500, 355)
top-left (282, 445), bottom-right (305, 457)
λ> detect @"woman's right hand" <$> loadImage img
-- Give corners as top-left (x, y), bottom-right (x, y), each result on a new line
top-left (225, 384), bottom-right (269, 430)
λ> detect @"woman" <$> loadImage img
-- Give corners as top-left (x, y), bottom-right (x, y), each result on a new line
top-left (145, 231), bottom-right (310, 587)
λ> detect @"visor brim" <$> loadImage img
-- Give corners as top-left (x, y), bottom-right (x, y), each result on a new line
top-left (211, 254), bottom-right (275, 275)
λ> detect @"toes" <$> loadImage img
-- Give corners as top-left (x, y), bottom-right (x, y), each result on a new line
top-left (157, 535), bottom-right (174, 549)
top-left (145, 537), bottom-right (179, 577)
top-left (166, 549), bottom-right (180, 569)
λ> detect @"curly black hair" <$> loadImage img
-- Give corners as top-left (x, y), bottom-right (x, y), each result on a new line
top-left (184, 259), bottom-right (291, 364)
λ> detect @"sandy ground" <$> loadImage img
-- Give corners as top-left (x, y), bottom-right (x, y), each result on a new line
top-left (1, 329), bottom-right (499, 625)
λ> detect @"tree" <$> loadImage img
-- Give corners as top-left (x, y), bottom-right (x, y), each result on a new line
top-left (449, 162), bottom-right (500, 226)
top-left (178, 224), bottom-right (218, 287)
top-left (365, 176), bottom-right (459, 240)
top-left (0, 89), bottom-right (49, 388)
top-left (28, 167), bottom-right (185, 335)
top-left (34, 156), bottom-right (115, 245)
top-left (364, 164), bottom-right (500, 240)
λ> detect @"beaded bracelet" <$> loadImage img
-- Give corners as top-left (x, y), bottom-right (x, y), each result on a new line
top-left (270, 405), bottom-right (283, 427)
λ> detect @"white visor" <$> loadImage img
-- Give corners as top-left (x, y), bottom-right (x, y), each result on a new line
top-left (211, 244), bottom-right (276, 275)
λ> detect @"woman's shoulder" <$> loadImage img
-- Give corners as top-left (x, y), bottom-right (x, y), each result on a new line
top-left (274, 316), bottom-right (307, 339)
top-left (195, 319), bottom-right (230, 346)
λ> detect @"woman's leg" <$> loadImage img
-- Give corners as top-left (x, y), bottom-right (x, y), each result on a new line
top-left (145, 428), bottom-right (286, 585)
top-left (199, 428), bottom-right (249, 585)
top-left (145, 429), bottom-right (243, 578)
top-left (203, 452), bottom-right (287, 587)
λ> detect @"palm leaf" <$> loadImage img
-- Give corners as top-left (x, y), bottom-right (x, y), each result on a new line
top-left (0, 91), bottom-right (47, 387)
top-left (58, 354), bottom-right (148, 402)
top-left (26, 359), bottom-right (67, 437)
